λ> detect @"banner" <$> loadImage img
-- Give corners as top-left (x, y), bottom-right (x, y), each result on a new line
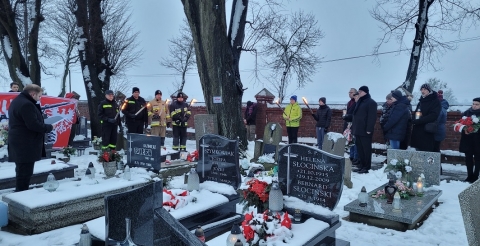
top-left (0, 92), bottom-right (78, 148)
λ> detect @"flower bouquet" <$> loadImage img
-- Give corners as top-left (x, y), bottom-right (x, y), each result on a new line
top-left (384, 158), bottom-right (413, 184)
top-left (241, 210), bottom-right (293, 245)
top-left (371, 180), bottom-right (415, 200)
top-left (240, 179), bottom-right (271, 212)
top-left (92, 136), bottom-right (102, 150)
top-left (97, 149), bottom-right (122, 163)
top-left (62, 146), bottom-right (76, 157)
top-left (453, 115), bottom-right (480, 134)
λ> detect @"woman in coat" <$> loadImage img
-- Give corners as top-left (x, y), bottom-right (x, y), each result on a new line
top-left (283, 95), bottom-right (302, 144)
top-left (382, 90), bottom-right (410, 149)
top-left (410, 84), bottom-right (441, 152)
top-left (459, 97), bottom-right (480, 183)
top-left (434, 91), bottom-right (449, 152)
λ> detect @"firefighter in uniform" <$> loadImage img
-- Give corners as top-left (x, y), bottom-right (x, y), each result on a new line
top-left (98, 90), bottom-right (123, 150)
top-left (147, 90), bottom-right (171, 148)
top-left (122, 87), bottom-right (148, 134)
top-left (169, 92), bottom-right (191, 151)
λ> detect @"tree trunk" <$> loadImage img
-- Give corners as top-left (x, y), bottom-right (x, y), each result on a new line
top-left (0, 0), bottom-right (43, 88)
top-left (182, 0), bottom-right (247, 149)
top-left (73, 0), bottom-right (112, 138)
top-left (402, 0), bottom-right (434, 93)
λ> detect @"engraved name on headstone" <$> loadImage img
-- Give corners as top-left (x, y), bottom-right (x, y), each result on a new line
top-left (197, 134), bottom-right (241, 189)
top-left (127, 133), bottom-right (162, 171)
top-left (278, 144), bottom-right (344, 210)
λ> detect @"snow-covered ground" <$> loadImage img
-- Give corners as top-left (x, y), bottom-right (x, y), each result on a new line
top-left (0, 137), bottom-right (471, 246)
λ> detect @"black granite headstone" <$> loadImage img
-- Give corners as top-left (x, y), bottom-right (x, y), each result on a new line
top-left (197, 134), bottom-right (241, 189)
top-left (126, 133), bottom-right (162, 171)
top-left (263, 144), bottom-right (276, 155)
top-left (154, 208), bottom-right (208, 246)
top-left (104, 181), bottom-right (163, 245)
top-left (277, 144), bottom-right (345, 210)
top-left (75, 116), bottom-right (88, 138)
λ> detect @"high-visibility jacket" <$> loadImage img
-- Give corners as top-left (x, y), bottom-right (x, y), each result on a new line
top-left (169, 101), bottom-right (191, 127)
top-left (98, 99), bottom-right (120, 125)
top-left (283, 102), bottom-right (302, 127)
top-left (147, 99), bottom-right (170, 127)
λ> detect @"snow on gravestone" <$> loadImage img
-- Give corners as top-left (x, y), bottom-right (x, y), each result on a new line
top-left (126, 133), bottom-right (162, 172)
top-left (278, 144), bottom-right (345, 210)
top-left (196, 134), bottom-right (241, 189)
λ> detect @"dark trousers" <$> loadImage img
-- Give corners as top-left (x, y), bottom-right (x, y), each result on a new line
top-left (433, 141), bottom-right (441, 152)
top-left (15, 162), bottom-right (35, 192)
top-left (466, 152), bottom-right (480, 179)
top-left (172, 126), bottom-right (187, 151)
top-left (101, 123), bottom-right (117, 149)
top-left (287, 127), bottom-right (299, 144)
top-left (355, 135), bottom-right (373, 170)
top-left (127, 121), bottom-right (144, 134)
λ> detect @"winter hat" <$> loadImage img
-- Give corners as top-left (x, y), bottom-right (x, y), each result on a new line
top-left (132, 87), bottom-right (140, 93)
top-left (473, 97), bottom-right (480, 103)
top-left (105, 90), bottom-right (114, 95)
top-left (386, 93), bottom-right (392, 100)
top-left (247, 101), bottom-right (253, 106)
top-left (319, 97), bottom-right (326, 104)
top-left (177, 92), bottom-right (184, 98)
top-left (391, 90), bottom-right (402, 100)
top-left (155, 90), bottom-right (162, 96)
top-left (420, 83), bottom-right (431, 92)
top-left (437, 90), bottom-right (443, 95)
top-left (358, 86), bottom-right (369, 94)
top-left (290, 95), bottom-right (297, 102)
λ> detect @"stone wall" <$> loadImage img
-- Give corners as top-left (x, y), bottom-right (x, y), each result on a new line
top-left (77, 101), bottom-right (464, 151)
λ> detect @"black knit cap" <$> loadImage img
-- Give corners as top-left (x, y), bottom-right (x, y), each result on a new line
top-left (473, 97), bottom-right (480, 103)
top-left (391, 90), bottom-right (402, 100)
top-left (319, 97), bottom-right (326, 104)
top-left (177, 92), bottom-right (184, 98)
top-left (132, 87), bottom-right (140, 93)
top-left (358, 86), bottom-right (369, 94)
top-left (420, 83), bottom-right (431, 92)
top-left (155, 90), bottom-right (162, 96)
top-left (105, 90), bottom-right (114, 95)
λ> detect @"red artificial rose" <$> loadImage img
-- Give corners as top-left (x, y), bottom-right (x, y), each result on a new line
top-left (102, 152), bottom-right (110, 162)
top-left (178, 190), bottom-right (188, 196)
top-left (242, 225), bottom-right (255, 242)
top-left (244, 212), bottom-right (253, 222)
top-left (468, 126), bottom-right (475, 133)
top-left (281, 211), bottom-right (292, 229)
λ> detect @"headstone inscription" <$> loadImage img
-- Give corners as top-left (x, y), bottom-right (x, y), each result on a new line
top-left (459, 180), bottom-right (480, 246)
top-left (387, 149), bottom-right (441, 187)
top-left (104, 181), bottom-right (163, 245)
top-left (194, 114), bottom-right (218, 151)
top-left (197, 134), bottom-right (241, 189)
top-left (126, 133), bottom-right (162, 172)
top-left (278, 144), bottom-right (345, 210)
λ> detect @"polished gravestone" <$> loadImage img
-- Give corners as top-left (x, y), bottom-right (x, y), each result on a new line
top-left (387, 149), bottom-right (441, 187)
top-left (277, 144), bottom-right (345, 210)
top-left (253, 122), bottom-right (283, 162)
top-left (126, 133), bottom-right (162, 172)
top-left (197, 134), bottom-right (241, 189)
top-left (344, 184), bottom-right (442, 231)
top-left (459, 179), bottom-right (480, 246)
top-left (194, 114), bottom-right (218, 151)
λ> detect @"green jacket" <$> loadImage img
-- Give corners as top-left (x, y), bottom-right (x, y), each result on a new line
top-left (283, 102), bottom-right (302, 127)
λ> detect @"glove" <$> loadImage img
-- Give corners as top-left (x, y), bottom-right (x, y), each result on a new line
top-left (107, 118), bottom-right (116, 124)
top-left (175, 120), bottom-right (181, 125)
top-left (119, 127), bottom-right (124, 133)
top-left (144, 124), bottom-right (148, 129)
top-left (167, 122), bottom-right (171, 128)
top-left (146, 125), bottom-right (151, 130)
top-left (182, 117), bottom-right (187, 122)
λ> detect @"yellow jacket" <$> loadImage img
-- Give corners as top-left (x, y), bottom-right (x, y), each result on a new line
top-left (147, 99), bottom-right (170, 127)
top-left (283, 102), bottom-right (302, 127)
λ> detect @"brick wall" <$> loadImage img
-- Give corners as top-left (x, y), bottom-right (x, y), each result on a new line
top-left (77, 101), bottom-right (465, 151)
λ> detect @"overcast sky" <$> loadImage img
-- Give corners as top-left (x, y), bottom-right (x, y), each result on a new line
top-left (37, 0), bottom-right (479, 104)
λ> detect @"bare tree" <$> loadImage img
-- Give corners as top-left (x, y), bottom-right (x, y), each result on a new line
top-left (160, 19), bottom-right (196, 92)
top-left (371, 0), bottom-right (480, 93)
top-left (0, 0), bottom-right (44, 88)
top-left (411, 77), bottom-right (458, 104)
top-left (255, 10), bottom-right (323, 102)
top-left (44, 0), bottom-right (78, 97)
top-left (181, 0), bottom-right (248, 147)
top-left (109, 73), bottom-right (134, 97)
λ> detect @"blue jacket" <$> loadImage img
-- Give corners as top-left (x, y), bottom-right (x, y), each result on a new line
top-left (382, 96), bottom-right (410, 141)
top-left (434, 99), bottom-right (449, 141)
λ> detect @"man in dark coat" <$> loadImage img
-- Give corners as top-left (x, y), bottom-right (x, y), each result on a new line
top-left (459, 97), bottom-right (480, 183)
top-left (8, 84), bottom-right (54, 192)
top-left (351, 86), bottom-right (377, 174)
top-left (169, 92), bottom-right (191, 151)
top-left (312, 97), bottom-right (332, 149)
top-left (244, 101), bottom-right (258, 141)
top-left (410, 84), bottom-right (441, 152)
top-left (98, 90), bottom-right (123, 150)
top-left (122, 87), bottom-right (148, 134)
top-left (382, 90), bottom-right (410, 149)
